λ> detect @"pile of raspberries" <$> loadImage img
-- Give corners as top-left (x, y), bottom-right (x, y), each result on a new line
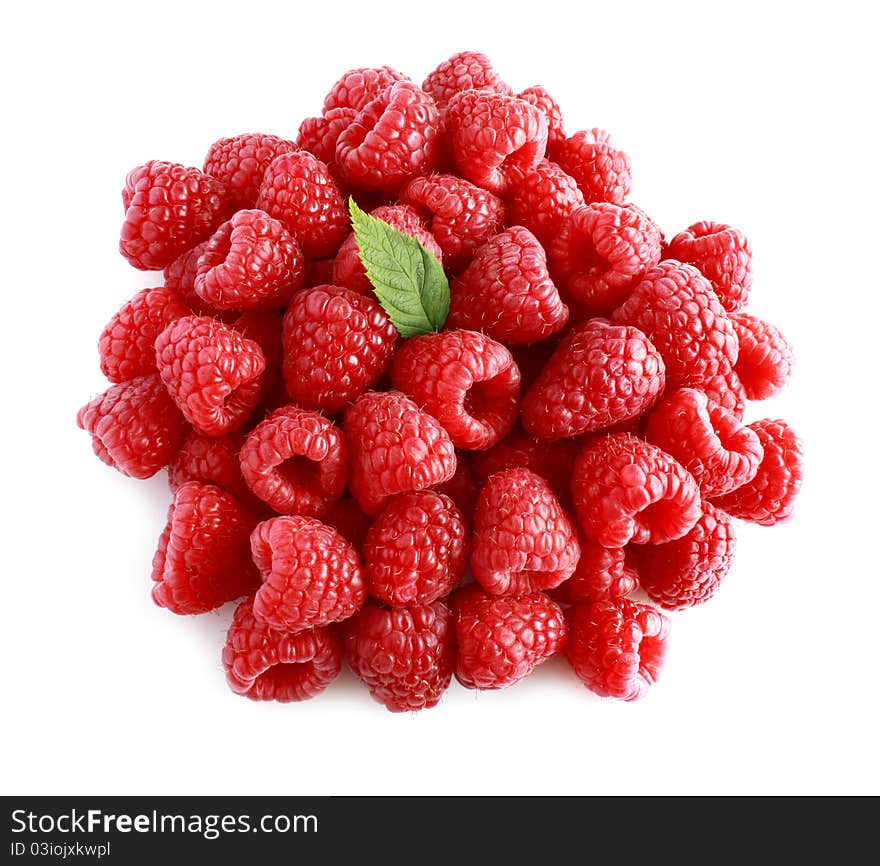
top-left (78, 51), bottom-right (803, 711)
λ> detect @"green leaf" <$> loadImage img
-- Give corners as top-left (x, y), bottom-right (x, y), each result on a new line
top-left (348, 197), bottom-right (450, 338)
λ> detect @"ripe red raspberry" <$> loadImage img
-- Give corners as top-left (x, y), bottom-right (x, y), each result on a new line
top-left (323, 496), bottom-right (372, 550)
top-left (667, 221), bottom-right (753, 312)
top-left (517, 86), bottom-right (566, 159)
top-left (193, 209), bottom-right (304, 311)
top-left (155, 315), bottom-right (265, 436)
top-left (446, 90), bottom-right (548, 195)
top-left (471, 468), bottom-right (580, 595)
top-left (120, 160), bottom-right (231, 270)
top-left (645, 387), bottom-right (763, 498)
top-left (390, 329), bottom-right (521, 451)
top-left (296, 108), bottom-right (358, 166)
top-left (255, 151), bottom-right (349, 258)
top-left (730, 313), bottom-right (794, 400)
top-left (422, 51), bottom-right (511, 110)
top-left (454, 587), bottom-right (567, 689)
top-left (203, 133), bottom-right (297, 210)
top-left (698, 365), bottom-right (747, 421)
top-left (555, 129), bottom-right (632, 205)
top-left (399, 173), bottom-right (506, 273)
top-left (521, 319), bottom-right (666, 440)
top-left (332, 204), bottom-right (442, 296)
top-left (565, 599), bottom-right (669, 700)
top-left (552, 536), bottom-right (640, 604)
top-left (548, 202), bottom-right (663, 314)
top-left (344, 601), bottom-right (455, 712)
top-left (251, 515), bottom-right (365, 633)
top-left (98, 287), bottom-right (189, 383)
top-left (77, 374), bottom-right (187, 479)
top-left (232, 309), bottom-right (287, 413)
top-left (637, 502), bottom-right (736, 610)
top-left (612, 260), bottom-right (739, 388)
top-left (364, 491), bottom-right (469, 607)
top-left (224, 596), bottom-right (343, 702)
top-left (323, 65), bottom-right (410, 113)
top-left (163, 240), bottom-right (228, 318)
top-left (282, 285), bottom-right (398, 413)
top-left (434, 451), bottom-right (480, 523)
top-left (505, 159), bottom-right (585, 245)
top-left (303, 256), bottom-right (336, 288)
top-left (151, 481), bottom-right (258, 615)
top-left (239, 405), bottom-right (347, 517)
top-left (344, 390), bottom-right (457, 515)
top-left (335, 81), bottom-right (442, 194)
top-left (471, 428), bottom-right (580, 506)
top-left (448, 226), bottom-right (569, 345)
top-left (168, 429), bottom-right (260, 511)
top-left (712, 419), bottom-right (803, 526)
top-left (572, 433), bottom-right (702, 547)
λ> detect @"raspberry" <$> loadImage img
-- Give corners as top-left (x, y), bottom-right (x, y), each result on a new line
top-left (282, 285), bottom-right (398, 413)
top-left (168, 429), bottom-right (260, 511)
top-left (552, 536), bottom-right (640, 603)
top-left (390, 329), bottom-right (521, 451)
top-left (296, 108), bottom-right (358, 166)
top-left (645, 387), bottom-right (763, 498)
top-left (555, 129), bottom-right (632, 205)
top-left (251, 515), bottom-right (365, 632)
top-left (77, 374), bottom-right (187, 479)
top-left (508, 337), bottom-right (562, 391)
top-left (698, 365), bottom-right (747, 420)
top-left (239, 405), bottom-right (347, 517)
top-left (454, 587), bottom-right (567, 689)
top-left (564, 599), bottom-right (669, 700)
top-left (323, 66), bottom-right (410, 114)
top-left (344, 601), bottom-right (455, 712)
top-left (448, 226), bottom-right (569, 346)
top-left (446, 89), bottom-right (547, 194)
top-left (344, 390), bottom-right (457, 515)
top-left (193, 209), bottom-right (304, 311)
top-left (155, 315), bottom-right (265, 436)
top-left (434, 451), bottom-right (480, 523)
top-left (120, 160), bottom-right (231, 270)
top-left (730, 313), bottom-right (794, 400)
top-left (521, 319), bottom-right (666, 440)
top-left (612, 260), bottom-right (739, 387)
top-left (422, 51), bottom-right (511, 110)
top-left (303, 256), bottom-right (336, 288)
top-left (163, 240), bottom-right (223, 317)
top-left (98, 287), bottom-right (189, 383)
top-left (399, 173), bottom-right (506, 273)
top-left (712, 419), bottom-right (803, 525)
top-left (232, 310), bottom-right (287, 412)
top-left (572, 433), bottom-right (702, 547)
top-left (335, 81), bottom-right (442, 194)
top-left (255, 151), bottom-right (349, 258)
top-left (517, 86), bottom-right (566, 159)
top-left (548, 203), bottom-right (663, 314)
top-left (505, 159), bottom-right (585, 245)
top-left (151, 481), bottom-right (258, 615)
top-left (364, 491), bottom-right (469, 607)
top-left (224, 596), bottom-right (343, 702)
top-left (637, 502), bottom-right (736, 610)
top-left (471, 428), bottom-right (580, 506)
top-left (323, 496), bottom-right (372, 550)
top-left (471, 468), bottom-right (580, 595)
top-left (667, 221), bottom-right (753, 312)
top-left (203, 133), bottom-right (297, 211)
top-left (333, 204), bottom-right (442, 296)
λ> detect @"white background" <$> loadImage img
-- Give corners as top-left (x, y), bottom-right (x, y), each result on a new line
top-left (3, 0), bottom-right (878, 796)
